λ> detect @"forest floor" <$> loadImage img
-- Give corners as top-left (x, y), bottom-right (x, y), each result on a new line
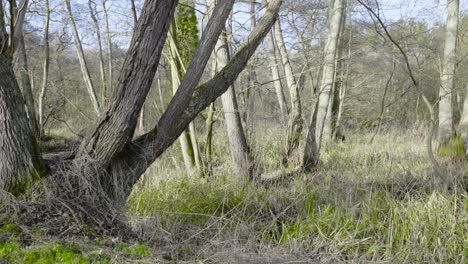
top-left (0, 127), bottom-right (466, 263)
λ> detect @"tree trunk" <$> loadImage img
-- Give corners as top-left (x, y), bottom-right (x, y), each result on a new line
top-left (216, 30), bottom-right (254, 180)
top-left (96, 0), bottom-right (281, 200)
top-left (0, 11), bottom-right (43, 194)
top-left (38, 0), bottom-right (50, 137)
top-left (438, 0), bottom-right (458, 142)
top-left (267, 29), bottom-right (289, 120)
top-left (459, 83), bottom-right (468, 151)
top-left (314, 0), bottom-right (345, 151)
top-left (245, 0), bottom-right (258, 138)
top-left (12, 0), bottom-right (38, 138)
top-left (88, 0), bottom-right (107, 110)
top-left (101, 0), bottom-right (113, 102)
top-left (274, 20), bottom-right (303, 164)
top-left (64, 0), bottom-right (101, 116)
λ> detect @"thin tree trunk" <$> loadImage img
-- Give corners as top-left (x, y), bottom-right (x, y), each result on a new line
top-left (38, 0), bottom-right (50, 137)
top-left (438, 0), bottom-right (458, 142)
top-left (204, 102), bottom-right (216, 176)
top-left (245, 0), bottom-right (258, 138)
top-left (314, 0), bottom-right (345, 151)
top-left (88, 0), bottom-right (107, 110)
top-left (64, 0), bottom-right (100, 116)
top-left (267, 29), bottom-right (289, 120)
top-left (101, 0), bottom-right (113, 102)
top-left (458, 83), bottom-right (468, 153)
top-left (274, 20), bottom-right (303, 164)
top-left (216, 30), bottom-right (254, 180)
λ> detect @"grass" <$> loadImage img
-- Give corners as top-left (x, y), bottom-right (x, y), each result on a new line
top-left (127, 127), bottom-right (467, 263)
top-left (1, 127), bottom-right (466, 263)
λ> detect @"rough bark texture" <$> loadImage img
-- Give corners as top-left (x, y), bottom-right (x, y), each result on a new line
top-left (438, 0), bottom-right (458, 142)
top-left (274, 20), bottom-right (303, 163)
top-left (267, 29), bottom-right (289, 120)
top-left (0, 28), bottom-right (42, 194)
top-left (64, 0), bottom-right (101, 116)
top-left (217, 31), bottom-right (254, 180)
top-left (315, 0), bottom-right (344, 150)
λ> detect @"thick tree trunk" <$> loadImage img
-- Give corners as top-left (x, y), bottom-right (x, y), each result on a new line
top-left (267, 30), bottom-right (289, 120)
top-left (216, 31), bottom-right (254, 180)
top-left (64, 0), bottom-right (101, 116)
top-left (38, 0), bottom-right (50, 137)
top-left (0, 15), bottom-right (42, 194)
top-left (438, 0), bottom-right (458, 142)
top-left (314, 0), bottom-right (345, 151)
top-left (274, 20), bottom-right (303, 164)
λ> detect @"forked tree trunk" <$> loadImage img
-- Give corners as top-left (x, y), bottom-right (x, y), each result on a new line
top-left (274, 20), bottom-right (303, 164)
top-left (64, 0), bottom-right (101, 116)
top-left (38, 0), bottom-right (50, 137)
top-left (314, 0), bottom-right (345, 151)
top-left (79, 0), bottom-right (280, 200)
top-left (267, 29), bottom-right (289, 120)
top-left (438, 0), bottom-right (458, 143)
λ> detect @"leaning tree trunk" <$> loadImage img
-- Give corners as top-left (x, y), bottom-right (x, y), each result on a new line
top-left (0, 9), bottom-right (43, 194)
top-left (314, 0), bottom-right (345, 151)
top-left (73, 0), bottom-right (280, 202)
top-left (274, 20), bottom-right (303, 164)
top-left (64, 0), bottom-right (101, 116)
top-left (438, 0), bottom-right (458, 143)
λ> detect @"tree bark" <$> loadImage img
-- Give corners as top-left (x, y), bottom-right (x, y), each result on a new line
top-left (64, 0), bottom-right (101, 116)
top-left (274, 20), bottom-right (303, 163)
top-left (438, 0), bottom-right (458, 142)
top-left (0, 9), bottom-right (43, 194)
top-left (314, 0), bottom-right (345, 151)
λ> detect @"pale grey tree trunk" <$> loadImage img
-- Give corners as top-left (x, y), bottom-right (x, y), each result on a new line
top-left (459, 83), bottom-right (468, 151)
top-left (88, 0), bottom-right (107, 109)
top-left (267, 29), bottom-right (289, 119)
top-left (438, 0), bottom-right (458, 142)
top-left (216, 30), bottom-right (254, 180)
top-left (245, 0), bottom-right (258, 138)
top-left (315, 0), bottom-right (345, 150)
top-left (101, 0), bottom-right (113, 103)
top-left (38, 0), bottom-right (50, 137)
top-left (274, 20), bottom-right (303, 163)
top-left (64, 0), bottom-right (101, 116)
